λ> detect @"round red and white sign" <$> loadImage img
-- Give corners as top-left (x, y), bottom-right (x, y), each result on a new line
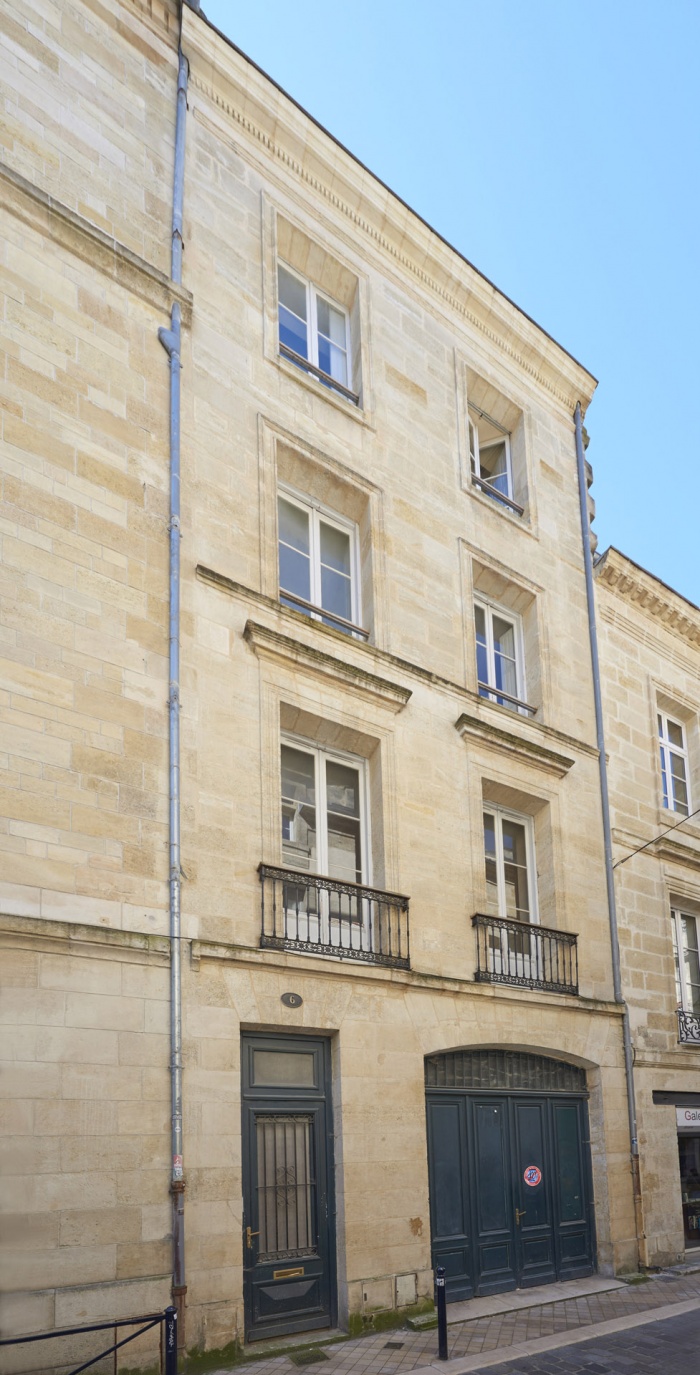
top-left (523, 1165), bottom-right (542, 1187)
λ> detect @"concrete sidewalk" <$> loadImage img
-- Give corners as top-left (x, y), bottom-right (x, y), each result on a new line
top-left (208, 1271), bottom-right (700, 1375)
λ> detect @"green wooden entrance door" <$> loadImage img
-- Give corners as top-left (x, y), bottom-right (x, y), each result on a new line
top-left (426, 1051), bottom-right (595, 1300)
top-left (242, 1034), bottom-right (336, 1341)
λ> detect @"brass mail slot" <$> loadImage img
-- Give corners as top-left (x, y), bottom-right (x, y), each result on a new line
top-left (273, 1266), bottom-right (304, 1279)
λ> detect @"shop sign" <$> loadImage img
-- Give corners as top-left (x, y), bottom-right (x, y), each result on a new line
top-left (677, 1107), bottom-right (700, 1127)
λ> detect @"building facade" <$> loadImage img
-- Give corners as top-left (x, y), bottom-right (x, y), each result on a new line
top-left (596, 549), bottom-right (700, 1267)
top-left (0, 0), bottom-right (672, 1367)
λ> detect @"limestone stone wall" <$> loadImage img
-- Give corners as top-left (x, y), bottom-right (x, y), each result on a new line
top-left (0, 919), bottom-right (171, 1371)
top-left (596, 548), bottom-right (700, 1265)
top-left (0, 0), bottom-right (642, 1364)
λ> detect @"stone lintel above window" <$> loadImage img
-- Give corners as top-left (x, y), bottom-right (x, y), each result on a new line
top-left (244, 620), bottom-right (411, 713)
top-left (455, 712), bottom-right (575, 778)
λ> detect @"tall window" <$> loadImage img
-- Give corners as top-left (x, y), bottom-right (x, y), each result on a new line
top-left (281, 740), bottom-right (366, 885)
top-left (658, 712), bottom-right (690, 814)
top-left (672, 909), bottom-right (700, 1015)
top-left (483, 808), bottom-right (536, 923)
top-left (278, 490), bottom-right (362, 636)
top-left (475, 601), bottom-right (527, 712)
top-left (278, 263), bottom-right (353, 398)
top-left (468, 409), bottom-right (516, 509)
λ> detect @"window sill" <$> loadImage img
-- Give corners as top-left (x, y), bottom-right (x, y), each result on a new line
top-left (272, 351), bottom-right (374, 428)
top-left (657, 807), bottom-right (700, 841)
top-left (471, 475), bottom-right (524, 516)
top-left (467, 479), bottom-right (535, 536)
top-left (477, 683), bottom-right (537, 717)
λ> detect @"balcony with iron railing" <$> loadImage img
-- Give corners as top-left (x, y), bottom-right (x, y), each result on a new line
top-left (259, 864), bottom-right (410, 970)
top-left (677, 1009), bottom-right (700, 1044)
top-left (472, 912), bottom-right (578, 996)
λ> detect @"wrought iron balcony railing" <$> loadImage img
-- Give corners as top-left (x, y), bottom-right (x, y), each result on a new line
top-left (259, 864), bottom-right (410, 969)
top-left (678, 1009), bottom-right (700, 1044)
top-left (472, 913), bottom-right (578, 996)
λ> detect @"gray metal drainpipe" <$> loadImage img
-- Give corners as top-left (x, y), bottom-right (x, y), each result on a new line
top-left (574, 402), bottom-right (642, 1266)
top-left (158, 45), bottom-right (189, 1333)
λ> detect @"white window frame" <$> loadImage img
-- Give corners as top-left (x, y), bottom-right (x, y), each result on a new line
top-left (280, 734), bottom-right (371, 884)
top-left (277, 486), bottom-right (363, 635)
top-left (483, 805), bottom-right (539, 925)
top-left (671, 908), bottom-right (700, 1014)
top-left (474, 597), bottom-right (528, 714)
top-left (280, 736), bottom-right (372, 955)
top-left (277, 261), bottom-right (353, 395)
top-left (468, 411), bottom-right (514, 503)
top-left (658, 711), bottom-right (691, 815)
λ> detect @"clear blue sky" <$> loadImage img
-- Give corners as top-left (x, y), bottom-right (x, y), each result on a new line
top-left (200, 1), bottom-right (699, 604)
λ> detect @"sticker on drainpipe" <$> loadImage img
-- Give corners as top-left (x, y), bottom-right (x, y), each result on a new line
top-left (173, 1155), bottom-right (183, 1179)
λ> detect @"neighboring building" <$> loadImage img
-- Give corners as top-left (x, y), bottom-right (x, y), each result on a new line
top-left (0, 0), bottom-right (678, 1367)
top-left (595, 548), bottom-right (700, 1267)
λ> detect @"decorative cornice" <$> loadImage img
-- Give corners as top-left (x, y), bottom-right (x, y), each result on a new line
top-left (0, 161), bottom-right (192, 325)
top-left (243, 620), bottom-right (412, 712)
top-left (189, 936), bottom-right (619, 1012)
top-left (0, 912), bottom-right (169, 960)
top-left (182, 10), bottom-right (595, 415)
top-left (455, 712), bottom-right (575, 778)
top-left (595, 548), bottom-right (700, 650)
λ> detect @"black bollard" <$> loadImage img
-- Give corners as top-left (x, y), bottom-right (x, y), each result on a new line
top-left (435, 1265), bottom-right (447, 1360)
top-left (164, 1305), bottom-right (178, 1375)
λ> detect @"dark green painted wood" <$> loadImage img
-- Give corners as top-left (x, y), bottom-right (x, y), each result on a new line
top-left (242, 1034), bottom-right (336, 1342)
top-left (426, 1053), bottom-right (594, 1300)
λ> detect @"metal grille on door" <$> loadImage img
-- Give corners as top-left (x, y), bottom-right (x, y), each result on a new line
top-left (256, 1114), bottom-right (316, 1261)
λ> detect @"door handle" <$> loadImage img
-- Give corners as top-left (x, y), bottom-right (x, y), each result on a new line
top-left (245, 1226), bottom-right (260, 1249)
top-left (515, 1208), bottom-right (526, 1226)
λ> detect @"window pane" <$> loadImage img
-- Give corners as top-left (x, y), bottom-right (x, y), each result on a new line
top-left (479, 441), bottom-right (509, 495)
top-left (280, 305), bottom-right (309, 359)
top-left (475, 605), bottom-right (490, 693)
top-left (320, 523), bottom-right (353, 626)
top-left (671, 753), bottom-right (689, 814)
top-left (278, 265), bottom-right (307, 319)
top-left (468, 418), bottom-right (479, 475)
top-left (672, 918), bottom-right (683, 1005)
top-left (279, 498), bottom-right (310, 554)
top-left (281, 745), bottom-right (317, 871)
top-left (483, 812), bottom-right (499, 916)
top-left (253, 1050), bottom-right (315, 1087)
top-left (278, 498), bottom-right (311, 603)
top-left (682, 917), bottom-right (700, 1014)
top-left (668, 719), bottom-right (684, 749)
top-left (325, 760), bottom-right (362, 883)
top-left (317, 335), bottom-right (348, 385)
top-left (279, 545), bottom-right (311, 602)
top-left (316, 296), bottom-right (346, 346)
top-left (320, 566), bottom-right (352, 624)
top-left (320, 522), bottom-right (351, 575)
top-left (660, 746), bottom-right (670, 808)
top-left (501, 818), bottom-right (530, 921)
top-left (278, 265), bottom-right (308, 360)
top-left (492, 614), bottom-right (518, 699)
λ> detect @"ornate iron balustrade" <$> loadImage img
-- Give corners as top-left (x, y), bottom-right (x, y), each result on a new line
top-left (472, 913), bottom-right (578, 996)
top-left (259, 864), bottom-right (410, 969)
top-left (678, 1009), bottom-right (700, 1044)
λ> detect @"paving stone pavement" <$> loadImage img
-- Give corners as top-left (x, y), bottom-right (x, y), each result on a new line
top-left (465, 1304), bottom-right (700, 1374)
top-left (210, 1273), bottom-right (700, 1375)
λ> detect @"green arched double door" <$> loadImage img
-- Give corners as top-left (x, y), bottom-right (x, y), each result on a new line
top-left (426, 1050), bottom-right (596, 1300)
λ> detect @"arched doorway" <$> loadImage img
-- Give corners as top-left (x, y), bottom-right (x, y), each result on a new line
top-left (425, 1049), bottom-right (595, 1299)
